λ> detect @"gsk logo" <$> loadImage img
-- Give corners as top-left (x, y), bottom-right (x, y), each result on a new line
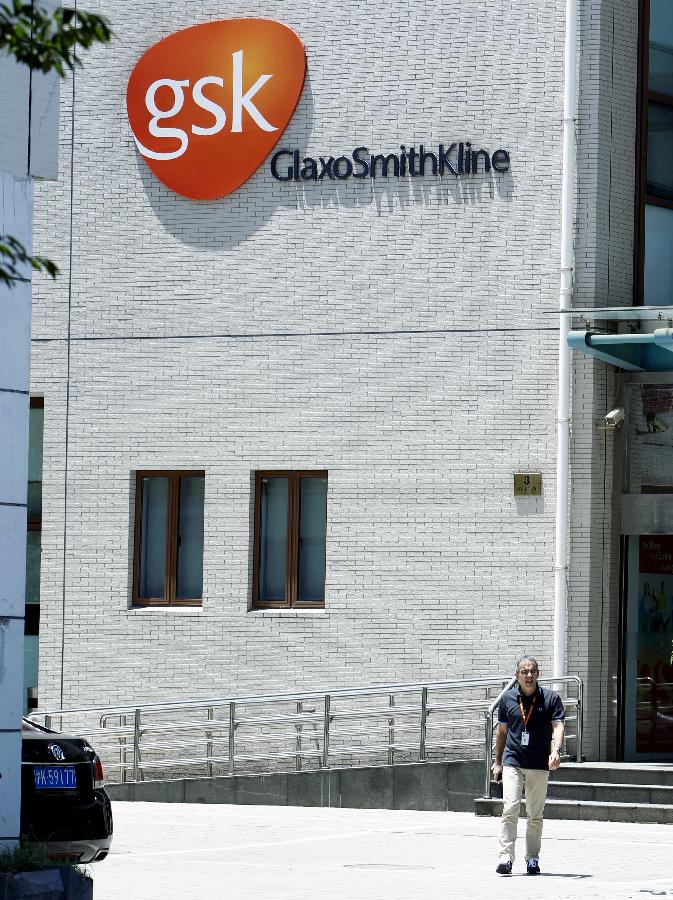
top-left (126, 19), bottom-right (307, 200)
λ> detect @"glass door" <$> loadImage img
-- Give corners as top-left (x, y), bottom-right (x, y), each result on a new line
top-left (622, 382), bottom-right (673, 759)
top-left (624, 535), bottom-right (673, 759)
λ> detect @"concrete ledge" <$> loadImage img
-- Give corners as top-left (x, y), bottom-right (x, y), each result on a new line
top-left (491, 777), bottom-right (673, 806)
top-left (474, 796), bottom-right (673, 824)
top-left (106, 759), bottom-right (482, 811)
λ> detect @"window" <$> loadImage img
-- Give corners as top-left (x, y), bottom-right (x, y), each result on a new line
top-left (25, 398), bottom-right (43, 711)
top-left (637, 0), bottom-right (673, 303)
top-left (132, 471), bottom-right (205, 606)
top-left (252, 471), bottom-right (328, 608)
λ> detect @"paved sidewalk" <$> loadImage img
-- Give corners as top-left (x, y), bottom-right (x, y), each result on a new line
top-left (93, 802), bottom-right (673, 900)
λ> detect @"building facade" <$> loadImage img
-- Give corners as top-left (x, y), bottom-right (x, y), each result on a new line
top-left (0, 9), bottom-right (59, 848)
top-left (26, 0), bottom-right (672, 762)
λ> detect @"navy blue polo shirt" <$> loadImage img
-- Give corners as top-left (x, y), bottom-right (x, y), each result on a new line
top-left (498, 685), bottom-right (565, 770)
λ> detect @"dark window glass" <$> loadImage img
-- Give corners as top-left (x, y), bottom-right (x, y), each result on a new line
top-left (644, 203), bottom-right (673, 304)
top-left (24, 636), bottom-right (39, 710)
top-left (258, 477), bottom-right (288, 602)
top-left (298, 477), bottom-right (327, 602)
top-left (24, 604), bottom-right (40, 636)
top-left (27, 405), bottom-right (43, 520)
top-left (25, 530), bottom-right (41, 604)
top-left (647, 103), bottom-right (673, 199)
top-left (649, 0), bottom-right (673, 97)
top-left (253, 471), bottom-right (327, 608)
top-left (25, 399), bottom-right (43, 715)
top-left (176, 476), bottom-right (205, 600)
top-left (138, 476), bottom-right (169, 600)
top-left (640, 2), bottom-right (673, 305)
top-left (134, 472), bottom-right (205, 606)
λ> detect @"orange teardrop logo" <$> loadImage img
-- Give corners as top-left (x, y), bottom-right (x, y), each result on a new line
top-left (126, 19), bottom-right (307, 200)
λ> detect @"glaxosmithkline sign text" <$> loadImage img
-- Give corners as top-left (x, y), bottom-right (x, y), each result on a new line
top-left (270, 143), bottom-right (510, 182)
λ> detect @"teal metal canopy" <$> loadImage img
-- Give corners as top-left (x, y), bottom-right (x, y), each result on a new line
top-left (555, 307), bottom-right (673, 372)
top-left (567, 328), bottom-right (673, 372)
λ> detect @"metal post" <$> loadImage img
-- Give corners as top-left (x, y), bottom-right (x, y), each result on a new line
top-left (45, 715), bottom-right (52, 731)
top-left (295, 701), bottom-right (303, 771)
top-left (419, 687), bottom-right (428, 761)
top-left (228, 702), bottom-right (235, 774)
top-left (322, 695), bottom-right (331, 768)
top-left (388, 694), bottom-right (395, 766)
top-left (575, 678), bottom-right (584, 763)
top-left (484, 710), bottom-right (494, 798)
top-left (121, 714), bottom-right (127, 784)
top-left (206, 707), bottom-right (213, 777)
top-left (132, 709), bottom-right (141, 782)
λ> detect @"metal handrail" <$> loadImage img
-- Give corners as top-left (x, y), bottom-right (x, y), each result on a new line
top-left (39, 676), bottom-right (514, 717)
top-left (482, 675), bottom-right (584, 798)
top-left (33, 674), bottom-right (583, 785)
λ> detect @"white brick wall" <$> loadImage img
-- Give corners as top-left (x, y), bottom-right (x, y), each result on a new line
top-left (28, 0), bottom-right (639, 760)
top-left (567, 0), bottom-right (638, 758)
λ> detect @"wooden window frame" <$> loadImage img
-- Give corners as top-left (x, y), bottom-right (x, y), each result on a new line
top-left (132, 470), bottom-right (205, 608)
top-left (635, 0), bottom-right (673, 304)
top-left (252, 470), bottom-right (328, 609)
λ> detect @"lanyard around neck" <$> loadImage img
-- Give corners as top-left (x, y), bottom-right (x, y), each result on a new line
top-left (517, 693), bottom-right (535, 730)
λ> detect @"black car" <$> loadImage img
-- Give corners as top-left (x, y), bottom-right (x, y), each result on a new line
top-left (21, 719), bottom-right (113, 863)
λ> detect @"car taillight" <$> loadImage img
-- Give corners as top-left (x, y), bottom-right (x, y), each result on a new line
top-left (93, 755), bottom-right (105, 788)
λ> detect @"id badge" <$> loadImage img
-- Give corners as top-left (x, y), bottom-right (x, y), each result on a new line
top-left (521, 732), bottom-right (530, 747)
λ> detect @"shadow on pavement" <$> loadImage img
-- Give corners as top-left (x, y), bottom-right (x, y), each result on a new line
top-left (502, 873), bottom-right (592, 879)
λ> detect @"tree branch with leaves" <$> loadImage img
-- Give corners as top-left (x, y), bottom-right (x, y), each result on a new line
top-left (0, 1), bottom-right (112, 287)
top-left (0, 235), bottom-right (58, 286)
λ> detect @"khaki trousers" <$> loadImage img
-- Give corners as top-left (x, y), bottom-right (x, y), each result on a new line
top-left (498, 765), bottom-right (549, 863)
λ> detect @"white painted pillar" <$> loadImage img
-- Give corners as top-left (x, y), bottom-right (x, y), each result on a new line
top-left (0, 172), bottom-right (33, 851)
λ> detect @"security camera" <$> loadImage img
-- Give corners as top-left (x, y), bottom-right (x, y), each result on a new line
top-left (604, 407), bottom-right (625, 428)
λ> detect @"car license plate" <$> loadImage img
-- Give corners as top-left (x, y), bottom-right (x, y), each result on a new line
top-left (33, 766), bottom-right (77, 789)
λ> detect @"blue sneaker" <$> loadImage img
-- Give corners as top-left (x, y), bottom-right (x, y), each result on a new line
top-left (526, 858), bottom-right (540, 875)
top-left (496, 860), bottom-right (512, 875)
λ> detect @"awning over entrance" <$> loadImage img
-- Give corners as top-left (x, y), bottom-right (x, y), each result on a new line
top-left (568, 328), bottom-right (673, 371)
top-left (560, 306), bottom-right (673, 372)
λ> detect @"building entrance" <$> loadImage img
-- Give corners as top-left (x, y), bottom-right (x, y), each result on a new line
top-left (622, 382), bottom-right (673, 759)
top-left (624, 534), bottom-right (673, 758)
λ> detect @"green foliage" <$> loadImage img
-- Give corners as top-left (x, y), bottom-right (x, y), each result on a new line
top-left (0, 3), bottom-right (113, 287)
top-left (0, 234), bottom-right (58, 287)
top-left (0, 1), bottom-right (112, 77)
top-left (0, 842), bottom-right (50, 874)
top-left (0, 842), bottom-right (91, 878)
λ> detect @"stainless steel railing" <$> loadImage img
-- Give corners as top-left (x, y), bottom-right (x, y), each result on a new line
top-left (482, 675), bottom-right (584, 798)
top-left (33, 674), bottom-right (583, 785)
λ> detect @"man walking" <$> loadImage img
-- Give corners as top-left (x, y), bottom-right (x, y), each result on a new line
top-left (491, 657), bottom-right (565, 875)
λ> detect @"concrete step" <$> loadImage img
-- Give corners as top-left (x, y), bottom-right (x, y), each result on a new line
top-left (479, 763), bottom-right (673, 823)
top-left (490, 779), bottom-right (673, 805)
top-left (475, 796), bottom-right (673, 824)
top-left (549, 780), bottom-right (673, 805)
top-left (552, 763), bottom-right (673, 786)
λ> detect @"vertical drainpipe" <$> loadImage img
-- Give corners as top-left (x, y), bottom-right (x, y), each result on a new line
top-left (553, 0), bottom-right (577, 680)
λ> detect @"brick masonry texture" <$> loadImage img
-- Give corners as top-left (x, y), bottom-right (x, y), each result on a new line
top-left (28, 0), bottom-right (638, 759)
top-left (568, 0), bottom-right (638, 758)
